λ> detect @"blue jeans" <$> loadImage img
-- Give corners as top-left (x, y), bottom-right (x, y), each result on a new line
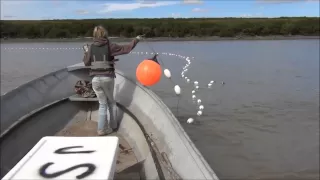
top-left (92, 76), bottom-right (117, 131)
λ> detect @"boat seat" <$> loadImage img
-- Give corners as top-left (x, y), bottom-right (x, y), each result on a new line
top-left (69, 94), bottom-right (98, 101)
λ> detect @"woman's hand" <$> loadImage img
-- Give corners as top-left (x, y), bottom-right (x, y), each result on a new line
top-left (83, 44), bottom-right (89, 53)
top-left (136, 34), bottom-right (145, 40)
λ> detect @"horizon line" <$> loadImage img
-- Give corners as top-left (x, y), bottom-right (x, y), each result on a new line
top-left (1, 16), bottom-right (319, 21)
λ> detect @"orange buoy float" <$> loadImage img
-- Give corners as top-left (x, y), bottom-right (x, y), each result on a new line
top-left (136, 55), bottom-right (162, 86)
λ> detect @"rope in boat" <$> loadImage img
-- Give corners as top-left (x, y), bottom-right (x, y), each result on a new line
top-left (116, 103), bottom-right (167, 180)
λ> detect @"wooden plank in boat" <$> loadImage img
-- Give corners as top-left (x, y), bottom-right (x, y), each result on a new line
top-left (69, 94), bottom-right (98, 101)
top-left (2, 136), bottom-right (119, 180)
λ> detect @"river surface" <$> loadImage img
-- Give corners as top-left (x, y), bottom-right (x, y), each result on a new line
top-left (1, 40), bottom-right (319, 180)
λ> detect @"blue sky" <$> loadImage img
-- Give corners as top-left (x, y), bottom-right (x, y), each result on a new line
top-left (1, 0), bottom-right (319, 20)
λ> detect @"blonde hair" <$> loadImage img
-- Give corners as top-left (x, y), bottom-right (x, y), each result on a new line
top-left (93, 25), bottom-right (108, 39)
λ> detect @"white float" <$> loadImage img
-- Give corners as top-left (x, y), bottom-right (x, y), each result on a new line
top-left (197, 99), bottom-right (201, 104)
top-left (187, 118), bottom-right (194, 124)
top-left (174, 85), bottom-right (181, 95)
top-left (164, 69), bottom-right (171, 79)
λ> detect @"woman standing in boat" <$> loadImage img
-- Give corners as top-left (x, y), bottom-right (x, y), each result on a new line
top-left (83, 25), bottom-right (142, 136)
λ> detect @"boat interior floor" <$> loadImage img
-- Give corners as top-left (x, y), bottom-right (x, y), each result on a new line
top-left (56, 120), bottom-right (141, 180)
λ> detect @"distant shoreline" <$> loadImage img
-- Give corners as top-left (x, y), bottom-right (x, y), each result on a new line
top-left (1, 36), bottom-right (319, 43)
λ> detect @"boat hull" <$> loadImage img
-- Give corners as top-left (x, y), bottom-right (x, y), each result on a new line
top-left (1, 63), bottom-right (219, 180)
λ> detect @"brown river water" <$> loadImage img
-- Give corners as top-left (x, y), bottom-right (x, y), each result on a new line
top-left (1, 40), bottom-right (319, 180)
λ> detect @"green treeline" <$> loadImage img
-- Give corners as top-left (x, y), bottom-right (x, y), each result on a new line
top-left (1, 17), bottom-right (319, 38)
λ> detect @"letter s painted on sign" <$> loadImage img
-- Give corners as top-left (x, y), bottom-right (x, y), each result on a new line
top-left (39, 162), bottom-right (96, 179)
top-left (38, 146), bottom-right (96, 179)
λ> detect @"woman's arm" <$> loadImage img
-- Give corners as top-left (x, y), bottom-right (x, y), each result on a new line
top-left (110, 38), bottom-right (140, 57)
top-left (83, 47), bottom-right (91, 66)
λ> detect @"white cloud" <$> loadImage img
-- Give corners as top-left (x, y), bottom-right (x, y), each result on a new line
top-left (1, 1), bottom-right (37, 20)
top-left (183, 0), bottom-right (203, 4)
top-left (240, 13), bottom-right (264, 18)
top-left (305, 0), bottom-right (320, 2)
top-left (99, 1), bottom-right (178, 13)
top-left (1, 0), bottom-right (32, 6)
top-left (240, 14), bottom-right (252, 18)
top-left (136, 0), bottom-right (157, 4)
top-left (257, 0), bottom-right (304, 3)
top-left (75, 9), bottom-right (89, 15)
top-left (171, 13), bottom-right (181, 18)
top-left (192, 7), bottom-right (207, 12)
top-left (3, 15), bottom-right (16, 18)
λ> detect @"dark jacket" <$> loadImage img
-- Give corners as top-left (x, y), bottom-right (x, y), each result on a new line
top-left (83, 37), bottom-right (139, 77)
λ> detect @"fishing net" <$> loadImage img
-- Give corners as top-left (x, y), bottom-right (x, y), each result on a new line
top-left (74, 80), bottom-right (96, 98)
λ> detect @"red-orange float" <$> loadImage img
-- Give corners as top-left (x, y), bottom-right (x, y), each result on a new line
top-left (136, 59), bottom-right (162, 86)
